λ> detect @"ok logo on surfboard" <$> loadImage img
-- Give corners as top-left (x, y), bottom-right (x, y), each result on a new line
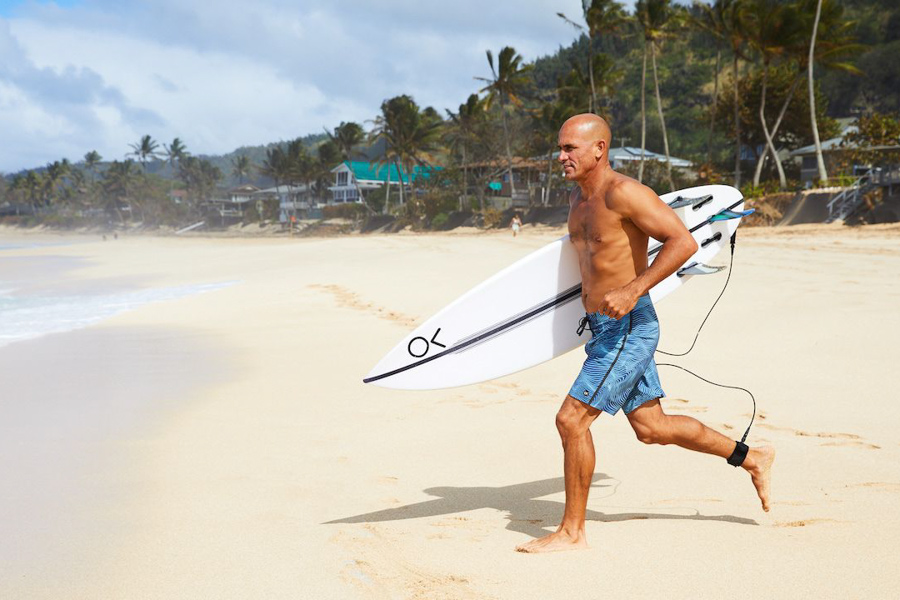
top-left (407, 328), bottom-right (447, 358)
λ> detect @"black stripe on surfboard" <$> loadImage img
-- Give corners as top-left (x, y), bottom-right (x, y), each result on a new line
top-left (648, 198), bottom-right (744, 257)
top-left (363, 284), bottom-right (584, 384)
top-left (364, 196), bottom-right (745, 384)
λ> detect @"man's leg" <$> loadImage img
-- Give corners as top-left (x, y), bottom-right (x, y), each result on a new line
top-left (516, 395), bottom-right (601, 553)
top-left (626, 399), bottom-right (775, 511)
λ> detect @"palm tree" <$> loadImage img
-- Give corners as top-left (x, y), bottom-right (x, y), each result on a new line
top-left (258, 146), bottom-right (290, 200)
top-left (746, 0), bottom-right (803, 188)
top-left (163, 138), bottom-right (188, 173)
top-left (83, 150), bottom-right (102, 184)
top-left (128, 135), bottom-right (161, 171)
top-left (231, 154), bottom-right (252, 184)
top-left (327, 122), bottom-right (367, 205)
top-left (721, 0), bottom-right (750, 187)
top-left (445, 94), bottom-right (484, 211)
top-left (102, 160), bottom-right (138, 223)
top-left (692, 0), bottom-right (728, 166)
top-left (557, 0), bottom-right (627, 114)
top-left (636, 0), bottom-right (676, 191)
top-left (370, 95), bottom-right (442, 214)
top-left (328, 122), bottom-right (365, 161)
top-left (477, 46), bottom-right (531, 198)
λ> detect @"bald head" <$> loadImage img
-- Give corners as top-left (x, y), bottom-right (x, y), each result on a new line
top-left (558, 113), bottom-right (613, 182)
top-left (560, 113), bottom-right (612, 149)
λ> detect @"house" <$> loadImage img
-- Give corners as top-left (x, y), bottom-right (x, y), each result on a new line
top-left (253, 184), bottom-right (315, 221)
top-left (468, 157), bottom-right (548, 207)
top-left (790, 123), bottom-right (900, 187)
top-left (328, 161), bottom-right (441, 205)
top-left (607, 146), bottom-right (693, 170)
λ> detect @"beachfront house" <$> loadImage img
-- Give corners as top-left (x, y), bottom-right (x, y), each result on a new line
top-left (607, 146), bottom-right (693, 171)
top-left (790, 123), bottom-right (900, 187)
top-left (328, 161), bottom-right (442, 206)
top-left (468, 157), bottom-right (548, 208)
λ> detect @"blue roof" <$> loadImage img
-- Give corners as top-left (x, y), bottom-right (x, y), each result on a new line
top-left (343, 161), bottom-right (442, 184)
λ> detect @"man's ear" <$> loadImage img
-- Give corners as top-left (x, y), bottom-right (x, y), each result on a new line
top-left (595, 140), bottom-right (606, 161)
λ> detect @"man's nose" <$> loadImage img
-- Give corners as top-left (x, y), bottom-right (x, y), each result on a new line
top-left (558, 152), bottom-right (567, 162)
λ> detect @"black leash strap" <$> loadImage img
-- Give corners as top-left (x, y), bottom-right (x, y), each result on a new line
top-left (655, 231), bottom-right (757, 457)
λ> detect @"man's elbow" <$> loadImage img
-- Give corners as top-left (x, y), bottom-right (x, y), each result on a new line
top-left (683, 234), bottom-right (699, 257)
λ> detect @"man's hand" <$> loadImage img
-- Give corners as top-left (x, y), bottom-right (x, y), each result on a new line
top-left (597, 285), bottom-right (640, 320)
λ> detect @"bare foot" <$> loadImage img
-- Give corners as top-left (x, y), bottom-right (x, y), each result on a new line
top-left (745, 445), bottom-right (775, 512)
top-left (515, 529), bottom-right (588, 553)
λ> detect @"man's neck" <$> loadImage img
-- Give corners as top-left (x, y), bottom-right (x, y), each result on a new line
top-left (575, 162), bottom-right (612, 199)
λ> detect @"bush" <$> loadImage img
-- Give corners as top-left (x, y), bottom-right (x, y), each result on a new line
top-left (322, 203), bottom-right (369, 220)
top-left (430, 212), bottom-right (449, 229)
top-left (481, 207), bottom-right (503, 228)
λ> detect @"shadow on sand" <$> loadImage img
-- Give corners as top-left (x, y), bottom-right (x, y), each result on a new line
top-left (325, 473), bottom-right (757, 539)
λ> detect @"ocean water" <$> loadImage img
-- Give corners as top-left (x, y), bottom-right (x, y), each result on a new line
top-left (0, 281), bottom-right (236, 348)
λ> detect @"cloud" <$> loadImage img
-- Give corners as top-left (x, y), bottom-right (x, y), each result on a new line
top-left (0, 1), bottom-right (586, 172)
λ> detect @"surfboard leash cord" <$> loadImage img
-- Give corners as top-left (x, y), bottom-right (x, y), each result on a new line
top-left (655, 231), bottom-right (757, 444)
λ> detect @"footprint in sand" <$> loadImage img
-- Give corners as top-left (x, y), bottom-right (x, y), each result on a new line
top-left (309, 284), bottom-right (418, 326)
top-left (844, 482), bottom-right (900, 492)
top-left (821, 440), bottom-right (881, 450)
top-left (775, 518), bottom-right (840, 528)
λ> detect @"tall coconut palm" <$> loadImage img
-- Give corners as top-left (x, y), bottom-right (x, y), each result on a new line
top-left (557, 0), bottom-right (627, 114)
top-left (83, 150), bottom-right (102, 184)
top-left (692, 0), bottom-right (729, 166)
top-left (721, 0), bottom-right (750, 187)
top-left (258, 146), bottom-right (290, 200)
top-left (327, 122), bottom-right (367, 205)
top-left (746, 0), bottom-right (803, 188)
top-left (476, 46), bottom-right (531, 198)
top-left (327, 122), bottom-right (365, 161)
top-left (445, 94), bottom-right (484, 211)
top-left (636, 0), bottom-right (677, 191)
top-left (102, 160), bottom-right (138, 223)
top-left (808, 0), bottom-right (827, 185)
top-left (370, 95), bottom-right (442, 214)
top-left (128, 135), bottom-right (161, 172)
top-left (231, 154), bottom-right (252, 184)
top-left (163, 138), bottom-right (188, 173)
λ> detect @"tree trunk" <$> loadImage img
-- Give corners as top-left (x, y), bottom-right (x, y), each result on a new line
top-left (462, 144), bottom-right (468, 211)
top-left (382, 166), bottom-right (391, 215)
top-left (650, 41), bottom-right (674, 191)
top-left (707, 45), bottom-right (721, 166)
top-left (809, 0), bottom-right (828, 185)
top-left (588, 41), bottom-right (597, 114)
top-left (397, 161), bottom-right (405, 206)
top-left (545, 148), bottom-right (554, 207)
top-left (753, 75), bottom-right (801, 187)
top-left (733, 52), bottom-right (742, 188)
top-left (754, 62), bottom-right (787, 189)
top-left (500, 99), bottom-right (516, 197)
top-left (639, 42), bottom-right (648, 183)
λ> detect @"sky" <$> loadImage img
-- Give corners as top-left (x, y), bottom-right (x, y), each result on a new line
top-left (0, 0), bottom-right (624, 174)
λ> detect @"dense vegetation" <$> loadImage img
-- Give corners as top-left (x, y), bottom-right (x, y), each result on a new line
top-left (2, 0), bottom-right (898, 231)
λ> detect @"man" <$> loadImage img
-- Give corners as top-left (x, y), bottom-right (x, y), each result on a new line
top-left (516, 114), bottom-right (774, 554)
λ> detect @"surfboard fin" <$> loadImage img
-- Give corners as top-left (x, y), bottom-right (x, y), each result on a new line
top-left (668, 194), bottom-right (714, 210)
top-left (677, 262), bottom-right (727, 277)
top-left (709, 208), bottom-right (755, 222)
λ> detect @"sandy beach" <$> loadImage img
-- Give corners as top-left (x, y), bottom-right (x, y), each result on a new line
top-left (2, 223), bottom-right (900, 599)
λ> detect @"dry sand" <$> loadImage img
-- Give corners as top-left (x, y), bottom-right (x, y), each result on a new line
top-left (2, 223), bottom-right (900, 599)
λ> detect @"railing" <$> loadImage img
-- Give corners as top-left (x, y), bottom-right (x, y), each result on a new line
top-left (826, 169), bottom-right (875, 222)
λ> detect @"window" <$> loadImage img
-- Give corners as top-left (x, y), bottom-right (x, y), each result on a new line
top-left (337, 171), bottom-right (348, 186)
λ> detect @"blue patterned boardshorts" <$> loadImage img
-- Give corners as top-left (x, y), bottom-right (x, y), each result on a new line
top-left (569, 294), bottom-right (666, 415)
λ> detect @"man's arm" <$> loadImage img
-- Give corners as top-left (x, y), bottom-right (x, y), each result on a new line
top-left (600, 180), bottom-right (698, 318)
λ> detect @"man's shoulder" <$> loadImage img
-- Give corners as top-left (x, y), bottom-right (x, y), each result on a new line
top-left (606, 173), bottom-right (659, 213)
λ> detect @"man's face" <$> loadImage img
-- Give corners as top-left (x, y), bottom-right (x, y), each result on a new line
top-left (557, 125), bottom-right (600, 182)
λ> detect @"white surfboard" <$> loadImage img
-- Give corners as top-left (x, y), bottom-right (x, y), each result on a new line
top-left (364, 185), bottom-right (749, 390)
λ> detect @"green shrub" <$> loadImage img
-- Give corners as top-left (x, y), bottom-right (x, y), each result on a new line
top-left (322, 203), bottom-right (369, 220)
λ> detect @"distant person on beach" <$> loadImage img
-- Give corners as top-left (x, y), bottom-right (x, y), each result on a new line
top-left (509, 214), bottom-right (522, 237)
top-left (515, 114), bottom-right (775, 554)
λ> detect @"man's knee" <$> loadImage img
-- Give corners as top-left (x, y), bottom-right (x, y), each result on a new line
top-left (556, 397), bottom-right (598, 438)
top-left (632, 420), bottom-right (670, 445)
